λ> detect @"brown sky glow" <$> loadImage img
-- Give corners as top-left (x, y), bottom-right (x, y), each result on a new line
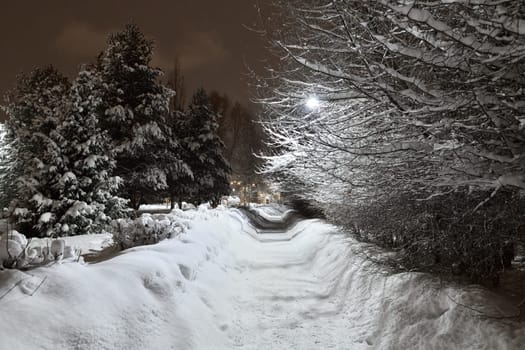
top-left (0, 0), bottom-right (270, 120)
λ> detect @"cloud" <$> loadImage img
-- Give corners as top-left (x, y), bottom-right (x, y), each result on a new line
top-left (55, 21), bottom-right (108, 59)
top-left (54, 23), bottom-right (230, 75)
top-left (177, 31), bottom-right (230, 71)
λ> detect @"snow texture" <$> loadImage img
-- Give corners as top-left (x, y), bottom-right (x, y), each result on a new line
top-left (0, 206), bottom-right (523, 349)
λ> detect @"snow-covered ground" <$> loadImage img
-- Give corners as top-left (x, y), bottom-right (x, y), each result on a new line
top-left (138, 203), bottom-right (172, 211)
top-left (248, 203), bottom-right (294, 222)
top-left (138, 202), bottom-right (196, 212)
top-left (0, 206), bottom-right (523, 349)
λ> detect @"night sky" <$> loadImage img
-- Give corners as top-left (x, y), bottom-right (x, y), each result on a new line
top-left (0, 0), bottom-right (270, 120)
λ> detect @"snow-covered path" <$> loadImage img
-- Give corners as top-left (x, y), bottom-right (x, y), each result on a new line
top-left (223, 207), bottom-right (525, 350)
top-left (0, 206), bottom-right (524, 350)
top-left (228, 215), bottom-right (365, 349)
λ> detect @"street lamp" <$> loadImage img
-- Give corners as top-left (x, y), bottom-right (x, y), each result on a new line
top-left (305, 96), bottom-right (320, 111)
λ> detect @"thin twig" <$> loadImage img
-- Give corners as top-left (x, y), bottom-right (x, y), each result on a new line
top-left (446, 293), bottom-right (522, 320)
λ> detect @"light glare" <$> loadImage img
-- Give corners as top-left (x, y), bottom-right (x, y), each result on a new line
top-left (305, 96), bottom-right (320, 110)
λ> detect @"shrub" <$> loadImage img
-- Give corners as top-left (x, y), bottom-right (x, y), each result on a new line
top-left (332, 189), bottom-right (524, 284)
top-left (112, 213), bottom-right (186, 249)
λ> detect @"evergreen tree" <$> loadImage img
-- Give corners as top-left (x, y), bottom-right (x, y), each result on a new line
top-left (184, 89), bottom-right (231, 206)
top-left (54, 68), bottom-right (128, 236)
top-left (96, 23), bottom-right (174, 209)
top-left (0, 123), bottom-right (18, 209)
top-left (167, 110), bottom-right (195, 209)
top-left (3, 66), bottom-right (70, 237)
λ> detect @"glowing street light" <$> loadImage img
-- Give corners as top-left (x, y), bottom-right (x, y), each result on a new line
top-left (305, 96), bottom-right (320, 111)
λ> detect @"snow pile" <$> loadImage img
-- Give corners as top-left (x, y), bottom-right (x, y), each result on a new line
top-left (0, 205), bottom-right (523, 349)
top-left (0, 207), bottom-right (236, 350)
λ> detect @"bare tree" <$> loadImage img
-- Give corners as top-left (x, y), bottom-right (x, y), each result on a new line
top-left (168, 58), bottom-right (186, 112)
top-left (258, 0), bottom-right (525, 281)
top-left (260, 0), bottom-right (525, 203)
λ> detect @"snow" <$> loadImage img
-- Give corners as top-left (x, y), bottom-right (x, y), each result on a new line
top-left (31, 193), bottom-right (52, 208)
top-left (84, 155), bottom-right (98, 168)
top-left (138, 202), bottom-right (196, 211)
top-left (0, 206), bottom-right (523, 349)
top-left (27, 233), bottom-right (113, 256)
top-left (502, 18), bottom-right (525, 35)
top-left (64, 201), bottom-right (90, 218)
top-left (0, 232), bottom-right (26, 263)
top-left (60, 171), bottom-right (77, 184)
top-left (38, 212), bottom-right (53, 224)
top-left (249, 203), bottom-right (294, 222)
top-left (497, 174), bottom-right (525, 189)
top-left (138, 203), bottom-right (171, 211)
top-left (225, 196), bottom-right (240, 206)
top-left (112, 212), bottom-right (182, 249)
top-left (49, 239), bottom-right (66, 259)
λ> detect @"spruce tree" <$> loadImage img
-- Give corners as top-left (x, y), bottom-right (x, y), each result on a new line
top-left (184, 89), bottom-right (231, 206)
top-left (3, 66), bottom-right (70, 237)
top-left (5, 66), bottom-right (70, 236)
top-left (0, 123), bottom-right (18, 209)
top-left (54, 68), bottom-right (128, 236)
top-left (167, 110), bottom-right (195, 209)
top-left (96, 24), bottom-right (174, 209)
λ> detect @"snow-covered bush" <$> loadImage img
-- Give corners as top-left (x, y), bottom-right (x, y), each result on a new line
top-left (338, 190), bottom-right (523, 285)
top-left (0, 230), bottom-right (76, 269)
top-left (112, 213), bottom-right (186, 249)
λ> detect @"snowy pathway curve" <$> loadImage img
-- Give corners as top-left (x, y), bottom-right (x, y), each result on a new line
top-left (227, 212), bottom-right (366, 349)
top-left (221, 207), bottom-right (525, 350)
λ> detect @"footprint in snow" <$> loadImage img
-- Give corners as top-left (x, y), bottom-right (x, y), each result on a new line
top-left (178, 264), bottom-right (193, 280)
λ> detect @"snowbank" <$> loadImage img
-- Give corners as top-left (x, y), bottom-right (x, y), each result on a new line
top-left (0, 208), bottom-right (236, 350)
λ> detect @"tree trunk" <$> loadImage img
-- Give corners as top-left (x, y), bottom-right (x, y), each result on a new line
top-left (170, 195), bottom-right (176, 210)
